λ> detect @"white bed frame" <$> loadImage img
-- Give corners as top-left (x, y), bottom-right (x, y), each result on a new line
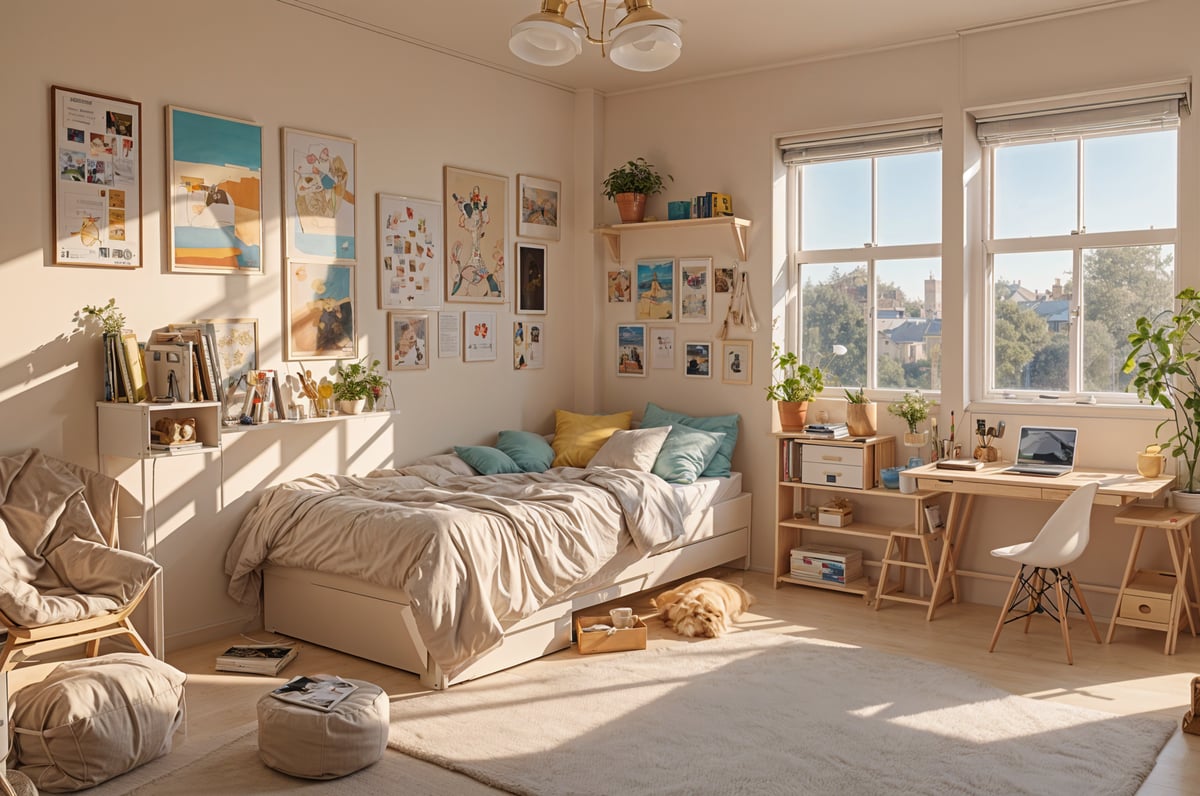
top-left (262, 492), bottom-right (751, 689)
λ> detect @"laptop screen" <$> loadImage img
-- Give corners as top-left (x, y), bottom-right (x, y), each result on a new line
top-left (1015, 426), bottom-right (1078, 467)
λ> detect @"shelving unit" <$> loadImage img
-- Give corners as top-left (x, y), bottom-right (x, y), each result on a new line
top-left (593, 216), bottom-right (751, 263)
top-left (773, 433), bottom-right (944, 603)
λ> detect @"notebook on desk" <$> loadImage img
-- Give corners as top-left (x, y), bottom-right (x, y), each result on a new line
top-left (1005, 426), bottom-right (1078, 477)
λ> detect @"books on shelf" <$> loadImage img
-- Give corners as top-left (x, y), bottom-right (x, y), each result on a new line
top-left (215, 644), bottom-right (298, 675)
top-left (790, 544), bottom-right (864, 584)
top-left (150, 441), bottom-right (204, 453)
top-left (802, 422), bottom-right (849, 439)
top-left (269, 675), bottom-right (357, 712)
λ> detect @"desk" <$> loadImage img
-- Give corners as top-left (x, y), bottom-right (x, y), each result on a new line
top-left (903, 462), bottom-right (1174, 622)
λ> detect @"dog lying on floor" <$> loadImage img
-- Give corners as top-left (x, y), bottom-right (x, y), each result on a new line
top-left (652, 577), bottom-right (754, 638)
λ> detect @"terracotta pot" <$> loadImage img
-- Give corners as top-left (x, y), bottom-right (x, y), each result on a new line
top-left (845, 403), bottom-right (877, 437)
top-left (614, 192), bottom-right (647, 224)
top-left (777, 401), bottom-right (808, 432)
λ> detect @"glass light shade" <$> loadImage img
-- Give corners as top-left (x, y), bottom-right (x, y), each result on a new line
top-left (608, 15), bottom-right (681, 72)
top-left (510, 16), bottom-right (584, 66)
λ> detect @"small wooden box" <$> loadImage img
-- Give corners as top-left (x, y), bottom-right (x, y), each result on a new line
top-left (1119, 570), bottom-right (1177, 626)
top-left (818, 505), bottom-right (853, 527)
top-left (575, 615), bottom-right (647, 655)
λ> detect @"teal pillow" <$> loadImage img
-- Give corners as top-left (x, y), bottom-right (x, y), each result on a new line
top-left (651, 426), bottom-right (726, 485)
top-left (642, 402), bottom-right (740, 478)
top-left (495, 430), bottom-right (555, 473)
top-left (454, 445), bottom-right (523, 475)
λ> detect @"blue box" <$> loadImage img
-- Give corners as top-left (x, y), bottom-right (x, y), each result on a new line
top-left (667, 200), bottom-right (691, 220)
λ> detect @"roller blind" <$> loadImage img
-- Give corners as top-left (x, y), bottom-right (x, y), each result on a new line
top-left (780, 124), bottom-right (942, 165)
top-left (976, 95), bottom-right (1183, 146)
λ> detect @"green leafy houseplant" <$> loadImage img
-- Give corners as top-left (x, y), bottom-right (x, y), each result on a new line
top-left (332, 355), bottom-right (385, 404)
top-left (765, 343), bottom-right (824, 403)
top-left (888, 391), bottom-right (933, 434)
top-left (79, 298), bottom-right (126, 335)
top-left (845, 387), bottom-right (868, 403)
top-left (1124, 287), bottom-right (1200, 493)
top-left (601, 158), bottom-right (673, 200)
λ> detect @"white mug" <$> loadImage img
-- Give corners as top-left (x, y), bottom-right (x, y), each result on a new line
top-left (609, 607), bottom-right (636, 629)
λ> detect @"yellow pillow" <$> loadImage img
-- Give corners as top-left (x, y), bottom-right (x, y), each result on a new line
top-left (551, 409), bottom-right (633, 467)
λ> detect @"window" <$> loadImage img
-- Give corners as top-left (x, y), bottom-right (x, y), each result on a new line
top-left (980, 96), bottom-right (1180, 399)
top-left (784, 124), bottom-right (943, 393)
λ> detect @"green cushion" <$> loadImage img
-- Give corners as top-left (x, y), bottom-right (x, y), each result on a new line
top-left (651, 426), bottom-right (726, 485)
top-left (642, 402), bottom-right (740, 478)
top-left (454, 445), bottom-right (523, 475)
top-left (495, 430), bottom-right (555, 473)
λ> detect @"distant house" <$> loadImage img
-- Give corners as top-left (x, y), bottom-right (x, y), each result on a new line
top-left (880, 318), bottom-right (943, 364)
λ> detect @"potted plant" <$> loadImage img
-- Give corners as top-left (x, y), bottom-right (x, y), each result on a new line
top-left (888, 390), bottom-right (933, 447)
top-left (843, 386), bottom-right (877, 437)
top-left (766, 343), bottom-right (825, 431)
top-left (601, 157), bottom-right (673, 224)
top-left (332, 355), bottom-right (385, 414)
top-left (1124, 287), bottom-right (1200, 509)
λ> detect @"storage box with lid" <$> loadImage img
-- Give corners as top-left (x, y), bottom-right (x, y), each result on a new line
top-left (800, 444), bottom-right (865, 489)
top-left (818, 502), bottom-right (853, 527)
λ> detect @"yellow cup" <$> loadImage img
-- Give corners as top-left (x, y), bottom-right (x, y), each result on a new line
top-left (1136, 452), bottom-right (1165, 478)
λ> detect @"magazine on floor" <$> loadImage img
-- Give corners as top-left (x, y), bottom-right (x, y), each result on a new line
top-left (215, 644), bottom-right (298, 675)
top-left (269, 675), bottom-right (358, 712)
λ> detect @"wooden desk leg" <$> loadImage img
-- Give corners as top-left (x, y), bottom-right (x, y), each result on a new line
top-left (1166, 528), bottom-right (1196, 638)
top-left (1184, 524), bottom-right (1200, 629)
top-left (947, 494), bottom-right (975, 605)
top-left (1106, 525), bottom-right (1146, 644)
top-left (927, 492), bottom-right (971, 621)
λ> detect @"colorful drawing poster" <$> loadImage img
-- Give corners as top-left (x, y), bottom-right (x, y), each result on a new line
top-left (285, 263), bottom-right (356, 360)
top-left (635, 258), bottom-right (675, 320)
top-left (377, 194), bottom-right (442, 308)
top-left (283, 129), bottom-right (357, 263)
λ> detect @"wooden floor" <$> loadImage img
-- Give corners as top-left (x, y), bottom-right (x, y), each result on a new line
top-left (152, 568), bottom-right (1199, 793)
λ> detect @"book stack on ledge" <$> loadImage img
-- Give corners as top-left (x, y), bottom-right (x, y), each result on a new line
top-left (802, 422), bottom-right (849, 439)
top-left (215, 644), bottom-right (298, 675)
top-left (790, 544), bottom-right (864, 585)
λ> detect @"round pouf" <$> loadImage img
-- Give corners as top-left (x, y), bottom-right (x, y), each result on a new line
top-left (257, 679), bottom-right (389, 780)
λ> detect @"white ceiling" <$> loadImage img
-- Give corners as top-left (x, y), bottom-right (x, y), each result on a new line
top-left (279, 0), bottom-right (1131, 94)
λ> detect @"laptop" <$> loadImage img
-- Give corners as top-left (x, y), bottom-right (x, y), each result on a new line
top-left (1005, 426), bottom-right (1078, 477)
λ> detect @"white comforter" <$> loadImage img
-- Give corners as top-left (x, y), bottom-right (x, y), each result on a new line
top-left (225, 458), bottom-right (684, 678)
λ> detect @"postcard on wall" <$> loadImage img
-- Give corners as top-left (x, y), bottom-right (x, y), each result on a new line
top-left (282, 128), bottom-right (356, 263)
top-left (445, 166), bottom-right (507, 303)
top-left (617, 324), bottom-right (647, 377)
top-left (388, 311), bottom-right (429, 371)
top-left (438, 311), bottom-right (460, 358)
top-left (52, 86), bottom-right (142, 268)
top-left (196, 318), bottom-right (258, 421)
top-left (517, 174), bottom-right (561, 241)
top-left (284, 262), bottom-right (356, 360)
top-left (464, 310), bottom-right (497, 362)
top-left (608, 269), bottom-right (631, 302)
top-left (684, 341), bottom-right (712, 378)
top-left (514, 320), bottom-right (544, 369)
top-left (378, 193), bottom-right (442, 309)
top-left (516, 242), bottom-right (547, 314)
top-left (650, 326), bottom-right (675, 369)
top-left (679, 257), bottom-right (713, 323)
top-left (167, 106), bottom-right (263, 274)
top-left (714, 266), bottom-right (736, 293)
top-left (721, 339), bottom-right (752, 385)
top-left (635, 258), bottom-right (675, 321)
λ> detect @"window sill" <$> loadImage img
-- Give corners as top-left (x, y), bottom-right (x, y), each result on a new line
top-left (966, 396), bottom-right (1165, 420)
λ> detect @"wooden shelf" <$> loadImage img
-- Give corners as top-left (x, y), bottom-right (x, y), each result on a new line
top-left (776, 574), bottom-right (873, 596)
top-left (592, 216), bottom-right (751, 263)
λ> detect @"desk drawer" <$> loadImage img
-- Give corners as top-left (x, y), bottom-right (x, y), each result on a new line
top-left (801, 462), bottom-right (864, 490)
top-left (802, 445), bottom-right (865, 468)
top-left (1119, 593), bottom-right (1173, 625)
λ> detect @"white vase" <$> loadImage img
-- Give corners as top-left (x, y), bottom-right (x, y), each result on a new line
top-left (338, 398), bottom-right (366, 415)
top-left (1171, 489), bottom-right (1200, 513)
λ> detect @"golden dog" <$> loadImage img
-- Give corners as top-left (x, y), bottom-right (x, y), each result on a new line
top-left (652, 577), bottom-right (754, 638)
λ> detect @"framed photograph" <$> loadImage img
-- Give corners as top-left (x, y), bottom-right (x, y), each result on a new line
top-left (388, 312), bottom-right (430, 371)
top-left (714, 266), bottom-right (736, 293)
top-left (517, 174), bottom-right (561, 241)
top-left (284, 262), bottom-right (356, 360)
top-left (617, 324), bottom-right (647, 377)
top-left (721, 340), bottom-right (753, 385)
top-left (196, 318), bottom-right (258, 421)
top-left (679, 257), bottom-right (713, 323)
top-left (635, 258), bottom-right (675, 320)
top-left (650, 326), bottom-right (675, 369)
top-left (607, 268), bottom-right (631, 302)
top-left (167, 106), bottom-right (263, 274)
top-left (516, 242), bottom-right (547, 314)
top-left (514, 320), bottom-right (545, 369)
top-left (684, 341), bottom-right (712, 378)
top-left (377, 193), bottom-right (442, 309)
top-left (445, 166), bottom-right (507, 303)
top-left (464, 310), bottom-right (497, 362)
top-left (282, 128), bottom-right (357, 263)
top-left (52, 85), bottom-right (142, 268)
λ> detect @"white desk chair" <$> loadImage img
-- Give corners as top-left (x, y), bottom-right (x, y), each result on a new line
top-left (988, 481), bottom-right (1102, 664)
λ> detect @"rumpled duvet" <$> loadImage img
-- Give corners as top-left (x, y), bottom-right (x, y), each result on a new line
top-left (225, 456), bottom-right (685, 679)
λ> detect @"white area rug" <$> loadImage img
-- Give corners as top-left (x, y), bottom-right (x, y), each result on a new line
top-left (386, 630), bottom-right (1175, 796)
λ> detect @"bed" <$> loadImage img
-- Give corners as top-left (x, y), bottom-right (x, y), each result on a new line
top-left (225, 448), bottom-right (751, 690)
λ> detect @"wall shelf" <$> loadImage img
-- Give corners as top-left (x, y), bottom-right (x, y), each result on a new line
top-left (592, 216), bottom-right (751, 263)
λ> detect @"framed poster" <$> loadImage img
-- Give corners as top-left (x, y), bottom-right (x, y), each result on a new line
top-left (635, 258), bottom-right (675, 321)
top-left (650, 326), bottom-right (675, 369)
top-left (438, 311), bottom-right (460, 358)
top-left (284, 262), bottom-right (356, 360)
top-left (167, 106), bottom-right (263, 274)
top-left (464, 310), bottom-right (497, 362)
top-left (282, 128), bottom-right (357, 263)
top-left (445, 166), bottom-right (507, 303)
top-left (721, 339), bottom-right (753, 385)
top-left (517, 174), bottom-right (561, 241)
top-left (679, 257), bottom-right (713, 323)
top-left (52, 85), bottom-right (142, 268)
top-left (388, 311), bottom-right (430, 371)
top-left (607, 268), bottom-right (631, 302)
top-left (617, 324), bottom-right (647, 377)
top-left (684, 341), bottom-right (712, 378)
top-left (196, 318), bottom-right (258, 421)
top-left (377, 193), bottom-right (442, 309)
top-left (516, 242), bottom-right (547, 314)
top-left (514, 320), bottom-right (545, 369)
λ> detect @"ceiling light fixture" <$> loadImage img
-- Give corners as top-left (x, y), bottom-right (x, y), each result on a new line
top-left (509, 0), bottom-right (682, 73)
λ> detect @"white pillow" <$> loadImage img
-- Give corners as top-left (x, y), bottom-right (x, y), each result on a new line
top-left (587, 426), bottom-right (671, 472)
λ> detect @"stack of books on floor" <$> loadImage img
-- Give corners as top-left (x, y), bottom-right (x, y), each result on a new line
top-left (790, 544), bottom-right (864, 585)
top-left (215, 644), bottom-right (298, 675)
top-left (802, 422), bottom-right (849, 439)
